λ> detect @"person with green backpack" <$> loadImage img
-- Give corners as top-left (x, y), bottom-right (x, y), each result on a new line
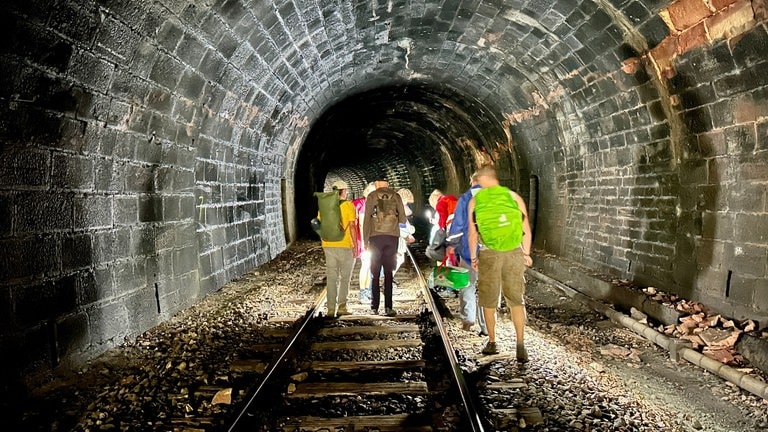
top-left (468, 165), bottom-right (533, 361)
top-left (315, 180), bottom-right (358, 318)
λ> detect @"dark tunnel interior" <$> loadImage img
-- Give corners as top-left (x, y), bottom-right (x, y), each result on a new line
top-left (293, 82), bottom-right (512, 237)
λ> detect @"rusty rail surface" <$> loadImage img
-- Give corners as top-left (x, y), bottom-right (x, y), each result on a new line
top-left (405, 246), bottom-right (486, 432)
top-left (227, 287), bottom-right (327, 431)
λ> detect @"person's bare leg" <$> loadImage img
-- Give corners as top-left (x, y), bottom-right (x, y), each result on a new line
top-left (511, 305), bottom-right (528, 361)
top-left (511, 305), bottom-right (526, 343)
top-left (483, 307), bottom-right (496, 342)
top-left (481, 306), bottom-right (499, 354)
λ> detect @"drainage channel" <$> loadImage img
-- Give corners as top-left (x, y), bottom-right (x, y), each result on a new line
top-left (527, 268), bottom-right (768, 401)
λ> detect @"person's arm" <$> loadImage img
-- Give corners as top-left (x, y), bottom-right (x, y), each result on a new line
top-left (363, 193), bottom-right (375, 244)
top-left (341, 201), bottom-right (356, 230)
top-left (467, 198), bottom-right (479, 270)
top-left (396, 195), bottom-right (406, 225)
top-left (512, 191), bottom-right (533, 267)
top-left (407, 222), bottom-right (416, 243)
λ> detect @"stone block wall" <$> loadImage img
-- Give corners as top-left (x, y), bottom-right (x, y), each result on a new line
top-left (516, 0), bottom-right (768, 323)
top-left (0, 0), bottom-right (292, 394)
top-left (2, 0), bottom-right (768, 408)
top-left (667, 22), bottom-right (768, 320)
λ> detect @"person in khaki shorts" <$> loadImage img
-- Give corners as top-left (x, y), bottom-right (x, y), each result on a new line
top-left (468, 165), bottom-right (533, 361)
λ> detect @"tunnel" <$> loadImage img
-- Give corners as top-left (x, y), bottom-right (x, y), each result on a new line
top-left (1, 0), bottom-right (768, 408)
top-left (293, 82), bottom-right (512, 237)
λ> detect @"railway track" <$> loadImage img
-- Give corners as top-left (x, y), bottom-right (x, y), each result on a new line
top-left (224, 248), bottom-right (486, 432)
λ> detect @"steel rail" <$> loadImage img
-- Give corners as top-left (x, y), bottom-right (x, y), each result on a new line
top-left (227, 287), bottom-right (328, 432)
top-left (405, 247), bottom-right (486, 432)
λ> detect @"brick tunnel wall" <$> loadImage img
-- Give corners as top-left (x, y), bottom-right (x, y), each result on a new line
top-left (1, 0), bottom-right (768, 397)
top-left (0, 0), bottom-right (298, 387)
top-left (514, 0), bottom-right (768, 324)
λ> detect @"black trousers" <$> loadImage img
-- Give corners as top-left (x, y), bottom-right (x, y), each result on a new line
top-left (369, 235), bottom-right (398, 310)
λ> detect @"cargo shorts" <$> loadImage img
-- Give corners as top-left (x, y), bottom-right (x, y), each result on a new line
top-left (477, 248), bottom-right (526, 308)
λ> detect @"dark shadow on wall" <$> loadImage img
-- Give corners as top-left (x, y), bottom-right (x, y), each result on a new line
top-left (0, 102), bottom-right (92, 422)
top-left (0, 43), bottom-right (172, 430)
top-left (663, 53), bottom-right (765, 323)
top-left (624, 69), bottom-right (718, 313)
top-left (528, 175), bottom-right (539, 245)
top-left (511, 113), bottom-right (565, 256)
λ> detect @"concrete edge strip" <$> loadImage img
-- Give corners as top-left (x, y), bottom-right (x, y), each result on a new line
top-left (526, 268), bottom-right (768, 401)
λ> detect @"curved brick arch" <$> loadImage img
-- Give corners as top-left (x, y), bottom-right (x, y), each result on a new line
top-left (292, 82), bottom-right (505, 236)
top-left (2, 0), bottom-right (768, 396)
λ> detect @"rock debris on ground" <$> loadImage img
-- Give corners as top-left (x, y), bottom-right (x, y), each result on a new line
top-left (12, 241), bottom-right (768, 431)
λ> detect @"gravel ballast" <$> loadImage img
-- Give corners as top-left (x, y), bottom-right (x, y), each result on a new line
top-left (11, 241), bottom-right (768, 431)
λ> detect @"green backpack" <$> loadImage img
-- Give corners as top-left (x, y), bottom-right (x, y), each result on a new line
top-left (313, 191), bottom-right (345, 241)
top-left (474, 185), bottom-right (523, 251)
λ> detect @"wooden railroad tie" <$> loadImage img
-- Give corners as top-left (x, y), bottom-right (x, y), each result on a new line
top-left (490, 407), bottom-right (544, 426)
top-left (229, 359), bottom-right (267, 373)
top-left (279, 414), bottom-right (433, 431)
top-left (311, 339), bottom-right (422, 351)
top-left (308, 359), bottom-right (426, 372)
top-left (337, 314), bottom-right (421, 321)
top-left (486, 378), bottom-right (527, 390)
top-left (317, 324), bottom-right (419, 337)
top-left (288, 382), bottom-right (430, 398)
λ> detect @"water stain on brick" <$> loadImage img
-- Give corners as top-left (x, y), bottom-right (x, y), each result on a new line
top-left (650, 36), bottom-right (679, 78)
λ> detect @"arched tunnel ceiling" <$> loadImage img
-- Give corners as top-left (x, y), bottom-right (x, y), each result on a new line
top-left (300, 83), bottom-right (507, 174)
top-left (293, 82), bottom-right (508, 230)
top-left (271, 0), bottom-right (669, 193)
top-left (260, 0), bottom-right (665, 138)
top-left (280, 0), bottom-right (666, 234)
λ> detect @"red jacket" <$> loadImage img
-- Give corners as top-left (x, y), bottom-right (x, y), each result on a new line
top-left (436, 195), bottom-right (458, 229)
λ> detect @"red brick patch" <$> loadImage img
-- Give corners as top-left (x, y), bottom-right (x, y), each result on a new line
top-left (621, 57), bottom-right (642, 74)
top-left (711, 0), bottom-right (739, 10)
top-left (667, 0), bottom-right (714, 31)
top-left (706, 0), bottom-right (757, 41)
top-left (650, 36), bottom-right (679, 78)
top-left (677, 22), bottom-right (709, 53)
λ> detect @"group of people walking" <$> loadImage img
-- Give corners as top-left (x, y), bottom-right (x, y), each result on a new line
top-left (317, 178), bottom-right (414, 318)
top-left (316, 165), bottom-right (532, 362)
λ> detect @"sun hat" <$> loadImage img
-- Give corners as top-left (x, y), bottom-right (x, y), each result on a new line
top-left (331, 180), bottom-right (349, 190)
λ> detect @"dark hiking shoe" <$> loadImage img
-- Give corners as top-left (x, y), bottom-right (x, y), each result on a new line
top-left (462, 321), bottom-right (474, 332)
top-left (481, 341), bottom-right (499, 355)
top-left (516, 345), bottom-right (529, 363)
top-left (385, 308), bottom-right (397, 317)
top-left (336, 306), bottom-right (351, 316)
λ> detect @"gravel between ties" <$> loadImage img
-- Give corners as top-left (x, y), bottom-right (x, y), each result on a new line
top-left (14, 241), bottom-right (768, 432)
